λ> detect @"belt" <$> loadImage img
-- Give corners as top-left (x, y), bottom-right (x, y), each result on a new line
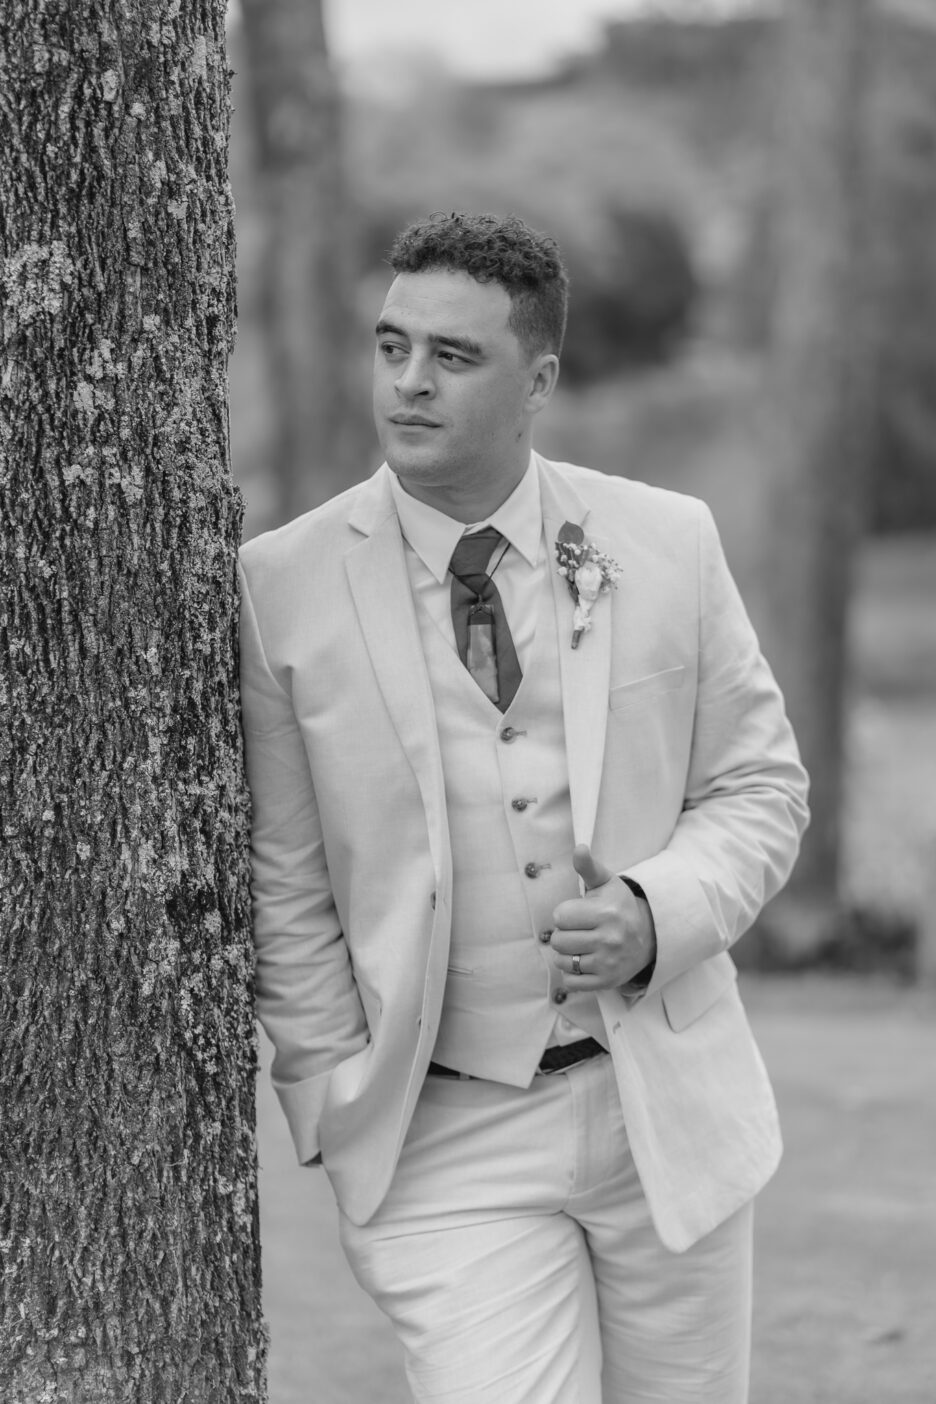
top-left (427, 1036), bottom-right (607, 1081)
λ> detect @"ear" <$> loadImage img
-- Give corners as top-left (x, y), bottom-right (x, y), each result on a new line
top-left (525, 353), bottom-right (560, 417)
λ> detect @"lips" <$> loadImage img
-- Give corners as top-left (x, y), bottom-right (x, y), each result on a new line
top-left (389, 414), bottom-right (441, 428)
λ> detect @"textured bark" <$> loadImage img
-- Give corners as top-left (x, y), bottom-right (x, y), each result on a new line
top-left (760, 0), bottom-right (875, 952)
top-left (239, 0), bottom-right (359, 520)
top-left (0, 2), bottom-right (267, 1400)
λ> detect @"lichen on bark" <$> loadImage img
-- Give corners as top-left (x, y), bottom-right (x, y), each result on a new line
top-left (0, 2), bottom-right (267, 1399)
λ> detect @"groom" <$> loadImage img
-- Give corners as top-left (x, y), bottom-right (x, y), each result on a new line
top-left (239, 211), bottom-right (809, 1402)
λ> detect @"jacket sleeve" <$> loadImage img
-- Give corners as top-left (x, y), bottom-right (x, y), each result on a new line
top-left (239, 558), bottom-right (368, 1163)
top-left (622, 501), bottom-right (810, 995)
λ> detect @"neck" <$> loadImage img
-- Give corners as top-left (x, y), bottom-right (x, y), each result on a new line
top-left (399, 476), bottom-right (522, 524)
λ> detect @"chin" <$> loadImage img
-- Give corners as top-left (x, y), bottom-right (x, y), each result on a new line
top-left (386, 453), bottom-right (446, 485)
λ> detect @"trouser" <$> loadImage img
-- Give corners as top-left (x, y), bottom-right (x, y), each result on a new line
top-left (337, 1053), bottom-right (753, 1403)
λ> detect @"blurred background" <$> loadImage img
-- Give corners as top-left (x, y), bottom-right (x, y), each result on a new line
top-left (225, 2), bottom-right (936, 1397)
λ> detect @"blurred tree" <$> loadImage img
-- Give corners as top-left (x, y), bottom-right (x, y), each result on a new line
top-left (0, 1), bottom-right (266, 1399)
top-left (868, 19), bottom-right (936, 532)
top-left (560, 203), bottom-right (698, 386)
top-left (240, 0), bottom-right (358, 519)
top-left (735, 8), bottom-right (936, 533)
top-left (758, 0), bottom-right (875, 958)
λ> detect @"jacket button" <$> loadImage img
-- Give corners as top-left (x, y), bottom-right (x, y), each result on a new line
top-left (553, 989), bottom-right (568, 1005)
top-left (524, 862), bottom-right (540, 879)
top-left (539, 929), bottom-right (553, 944)
top-left (500, 726), bottom-right (516, 743)
top-left (511, 797), bottom-right (528, 812)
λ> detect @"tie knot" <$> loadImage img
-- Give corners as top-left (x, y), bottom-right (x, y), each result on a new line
top-left (449, 527), bottom-right (504, 583)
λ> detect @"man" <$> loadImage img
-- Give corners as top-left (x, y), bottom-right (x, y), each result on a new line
top-left (239, 211), bottom-right (809, 1403)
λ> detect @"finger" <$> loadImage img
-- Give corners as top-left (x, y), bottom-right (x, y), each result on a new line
top-left (563, 951), bottom-right (592, 979)
top-left (556, 956), bottom-right (605, 990)
top-left (549, 928), bottom-right (596, 955)
top-left (572, 842), bottom-right (615, 892)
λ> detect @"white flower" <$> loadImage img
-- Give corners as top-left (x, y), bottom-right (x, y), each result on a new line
top-left (573, 559), bottom-right (603, 604)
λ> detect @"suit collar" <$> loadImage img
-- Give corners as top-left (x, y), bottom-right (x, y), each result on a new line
top-left (535, 452), bottom-right (592, 536)
top-left (347, 462), bottom-right (397, 539)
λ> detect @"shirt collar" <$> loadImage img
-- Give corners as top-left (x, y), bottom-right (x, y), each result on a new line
top-left (389, 457), bottom-right (543, 585)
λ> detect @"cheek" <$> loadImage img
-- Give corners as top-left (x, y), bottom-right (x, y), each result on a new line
top-left (466, 374), bottom-right (514, 417)
top-left (482, 385), bottom-right (525, 438)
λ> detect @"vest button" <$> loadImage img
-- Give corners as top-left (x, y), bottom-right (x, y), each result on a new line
top-left (500, 726), bottom-right (516, 743)
top-left (524, 862), bottom-right (540, 879)
top-left (553, 989), bottom-right (568, 1005)
top-left (539, 929), bottom-right (553, 944)
top-left (511, 798), bottom-right (528, 812)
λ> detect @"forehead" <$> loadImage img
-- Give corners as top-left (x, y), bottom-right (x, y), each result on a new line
top-left (378, 269), bottom-right (515, 344)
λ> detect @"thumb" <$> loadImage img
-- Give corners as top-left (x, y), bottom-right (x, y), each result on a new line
top-left (573, 843), bottom-right (615, 892)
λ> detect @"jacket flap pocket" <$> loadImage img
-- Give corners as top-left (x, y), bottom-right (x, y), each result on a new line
top-left (660, 954), bottom-right (738, 1033)
top-left (609, 665), bottom-right (685, 713)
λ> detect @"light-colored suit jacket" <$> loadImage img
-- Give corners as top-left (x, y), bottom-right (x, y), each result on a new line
top-left (239, 454), bottom-right (809, 1252)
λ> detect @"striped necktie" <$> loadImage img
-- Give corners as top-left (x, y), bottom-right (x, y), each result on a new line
top-left (449, 528), bottom-right (522, 712)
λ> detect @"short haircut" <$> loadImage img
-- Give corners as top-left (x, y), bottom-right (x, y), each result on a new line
top-left (387, 212), bottom-right (569, 360)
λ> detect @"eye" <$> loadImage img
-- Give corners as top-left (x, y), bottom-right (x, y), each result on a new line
top-left (379, 341), bottom-right (406, 360)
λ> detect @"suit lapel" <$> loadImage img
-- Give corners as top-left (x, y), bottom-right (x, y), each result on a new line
top-left (345, 470), bottom-right (450, 875)
top-left (538, 457), bottom-right (612, 850)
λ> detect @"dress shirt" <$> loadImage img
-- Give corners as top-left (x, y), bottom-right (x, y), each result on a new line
top-left (390, 459), bottom-right (592, 1048)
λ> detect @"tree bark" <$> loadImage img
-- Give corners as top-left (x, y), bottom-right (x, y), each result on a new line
top-left (759, 0), bottom-right (875, 955)
top-left (0, 2), bottom-right (266, 1399)
top-left (239, 0), bottom-right (359, 521)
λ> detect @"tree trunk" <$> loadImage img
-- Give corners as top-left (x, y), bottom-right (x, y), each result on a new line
top-left (239, 0), bottom-right (359, 522)
top-left (0, 3), bottom-right (267, 1399)
top-left (758, 0), bottom-right (875, 958)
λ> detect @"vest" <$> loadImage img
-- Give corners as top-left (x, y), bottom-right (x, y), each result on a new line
top-left (418, 578), bottom-right (607, 1084)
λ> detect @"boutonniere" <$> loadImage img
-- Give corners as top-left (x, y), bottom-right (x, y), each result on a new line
top-left (555, 522), bottom-right (622, 649)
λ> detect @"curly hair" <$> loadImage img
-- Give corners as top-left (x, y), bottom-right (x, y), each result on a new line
top-left (387, 212), bottom-right (569, 360)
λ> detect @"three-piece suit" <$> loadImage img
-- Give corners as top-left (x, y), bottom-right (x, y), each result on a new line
top-left (239, 452), bottom-right (809, 1399)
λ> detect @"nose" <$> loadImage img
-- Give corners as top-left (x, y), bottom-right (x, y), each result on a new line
top-left (395, 352), bottom-right (434, 400)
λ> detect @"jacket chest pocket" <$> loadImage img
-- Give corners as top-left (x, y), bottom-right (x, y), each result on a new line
top-left (609, 665), bottom-right (686, 715)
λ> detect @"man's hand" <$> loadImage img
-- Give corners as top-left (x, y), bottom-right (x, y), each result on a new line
top-left (549, 844), bottom-right (657, 991)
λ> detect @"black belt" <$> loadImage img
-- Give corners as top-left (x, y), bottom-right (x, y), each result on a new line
top-left (428, 1036), bottom-right (607, 1081)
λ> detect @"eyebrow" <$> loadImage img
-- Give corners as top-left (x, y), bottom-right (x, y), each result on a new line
top-left (375, 320), bottom-right (484, 358)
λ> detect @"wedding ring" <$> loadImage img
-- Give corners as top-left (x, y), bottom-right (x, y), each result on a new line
top-left (571, 953), bottom-right (582, 976)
